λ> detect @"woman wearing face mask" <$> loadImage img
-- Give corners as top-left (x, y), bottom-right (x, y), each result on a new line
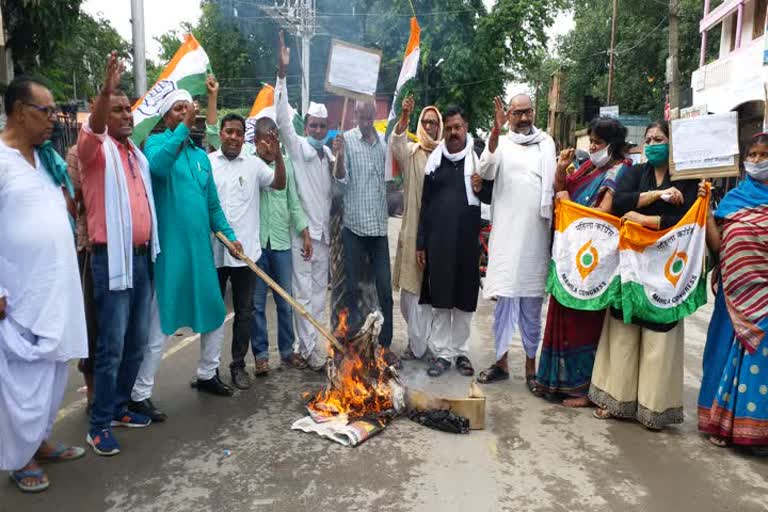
top-left (533, 117), bottom-right (632, 406)
top-left (589, 120), bottom-right (700, 430)
top-left (698, 133), bottom-right (768, 449)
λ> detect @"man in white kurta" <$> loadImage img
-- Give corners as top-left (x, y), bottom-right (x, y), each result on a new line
top-left (0, 77), bottom-right (87, 490)
top-left (274, 32), bottom-right (337, 370)
top-left (476, 94), bottom-right (556, 391)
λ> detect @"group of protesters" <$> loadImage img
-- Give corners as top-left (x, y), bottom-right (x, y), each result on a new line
top-left (2, 30), bottom-right (767, 493)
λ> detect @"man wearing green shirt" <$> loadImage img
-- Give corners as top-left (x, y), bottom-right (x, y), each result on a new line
top-left (206, 95), bottom-right (312, 376)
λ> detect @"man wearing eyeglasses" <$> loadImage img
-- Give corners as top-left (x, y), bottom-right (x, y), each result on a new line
top-left (0, 76), bottom-right (87, 492)
top-left (274, 31), bottom-right (343, 371)
top-left (476, 94), bottom-right (556, 393)
top-left (77, 52), bottom-right (160, 456)
top-left (389, 95), bottom-right (443, 362)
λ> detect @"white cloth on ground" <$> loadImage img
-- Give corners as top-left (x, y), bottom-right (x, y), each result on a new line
top-left (428, 308), bottom-right (472, 361)
top-left (131, 291), bottom-right (227, 401)
top-left (400, 289), bottom-right (432, 358)
top-left (291, 235), bottom-right (329, 360)
top-left (424, 135), bottom-right (479, 207)
top-left (88, 119), bottom-right (160, 291)
top-left (209, 149), bottom-right (274, 267)
top-left (477, 135), bottom-right (554, 299)
top-left (493, 296), bottom-right (544, 360)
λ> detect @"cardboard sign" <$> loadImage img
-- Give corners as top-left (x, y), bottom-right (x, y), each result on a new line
top-left (670, 112), bottom-right (741, 181)
top-left (325, 39), bottom-right (382, 101)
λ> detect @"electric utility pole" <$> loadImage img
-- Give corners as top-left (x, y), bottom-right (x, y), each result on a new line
top-left (131, 0), bottom-right (148, 96)
top-left (668, 0), bottom-right (681, 113)
top-left (606, 0), bottom-right (619, 105)
top-left (259, 0), bottom-right (317, 114)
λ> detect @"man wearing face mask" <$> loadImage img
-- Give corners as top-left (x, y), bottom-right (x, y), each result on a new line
top-left (208, 112), bottom-right (285, 390)
top-left (275, 31), bottom-right (343, 371)
top-left (476, 94), bottom-right (557, 393)
top-left (129, 82), bottom-right (243, 421)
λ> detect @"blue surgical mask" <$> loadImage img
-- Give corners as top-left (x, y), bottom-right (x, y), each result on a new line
top-left (307, 136), bottom-right (326, 150)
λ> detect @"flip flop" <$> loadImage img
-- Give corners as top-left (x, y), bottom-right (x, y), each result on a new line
top-left (35, 442), bottom-right (86, 464)
top-left (526, 376), bottom-right (545, 397)
top-left (455, 356), bottom-right (475, 377)
top-left (9, 468), bottom-right (50, 493)
top-left (477, 365), bottom-right (509, 384)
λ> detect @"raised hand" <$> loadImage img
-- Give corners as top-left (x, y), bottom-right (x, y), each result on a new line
top-left (103, 50), bottom-right (125, 94)
top-left (278, 31), bottom-right (290, 78)
top-left (493, 96), bottom-right (508, 131)
top-left (332, 134), bottom-right (344, 155)
top-left (557, 148), bottom-right (576, 174)
top-left (402, 95), bottom-right (415, 119)
top-left (206, 75), bottom-right (219, 96)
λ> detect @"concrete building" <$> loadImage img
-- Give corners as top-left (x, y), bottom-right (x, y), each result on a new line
top-left (692, 0), bottom-right (767, 146)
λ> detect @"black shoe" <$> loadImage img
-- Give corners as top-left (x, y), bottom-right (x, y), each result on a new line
top-left (128, 398), bottom-right (167, 423)
top-left (195, 373), bottom-right (234, 397)
top-left (427, 358), bottom-right (451, 377)
top-left (230, 367), bottom-right (251, 390)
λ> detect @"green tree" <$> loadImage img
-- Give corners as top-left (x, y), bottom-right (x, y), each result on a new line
top-left (543, 0), bottom-right (708, 122)
top-left (1, 0), bottom-right (83, 74)
top-left (33, 13), bottom-right (131, 102)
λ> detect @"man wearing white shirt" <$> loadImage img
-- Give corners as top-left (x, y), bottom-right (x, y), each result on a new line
top-left (209, 113), bottom-right (286, 389)
top-left (475, 94), bottom-right (556, 392)
top-left (274, 31), bottom-right (345, 370)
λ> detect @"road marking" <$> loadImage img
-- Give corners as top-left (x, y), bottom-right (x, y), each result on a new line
top-left (56, 312), bottom-right (235, 423)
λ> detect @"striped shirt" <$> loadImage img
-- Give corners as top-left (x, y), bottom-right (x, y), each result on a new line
top-left (342, 127), bottom-right (388, 237)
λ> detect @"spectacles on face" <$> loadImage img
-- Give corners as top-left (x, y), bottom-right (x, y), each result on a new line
top-left (510, 108), bottom-right (533, 118)
top-left (421, 119), bottom-right (439, 127)
top-left (23, 102), bottom-right (59, 118)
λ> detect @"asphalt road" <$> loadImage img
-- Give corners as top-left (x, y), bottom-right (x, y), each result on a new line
top-left (2, 218), bottom-right (767, 512)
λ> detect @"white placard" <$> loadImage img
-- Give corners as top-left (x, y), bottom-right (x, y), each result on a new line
top-left (326, 40), bottom-right (381, 99)
top-left (671, 112), bottom-right (739, 170)
top-left (600, 105), bottom-right (619, 118)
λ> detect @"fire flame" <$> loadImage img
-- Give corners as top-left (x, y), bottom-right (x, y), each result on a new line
top-left (308, 309), bottom-right (394, 419)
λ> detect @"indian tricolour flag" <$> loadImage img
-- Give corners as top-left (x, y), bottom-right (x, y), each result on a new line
top-left (547, 199), bottom-right (622, 311)
top-left (618, 186), bottom-right (710, 324)
top-left (384, 16), bottom-right (420, 181)
top-left (131, 34), bottom-right (211, 144)
top-left (244, 83), bottom-right (304, 144)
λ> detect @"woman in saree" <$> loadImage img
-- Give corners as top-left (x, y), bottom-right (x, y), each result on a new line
top-left (534, 116), bottom-right (632, 406)
top-left (698, 133), bottom-right (768, 448)
top-left (589, 120), bottom-right (700, 429)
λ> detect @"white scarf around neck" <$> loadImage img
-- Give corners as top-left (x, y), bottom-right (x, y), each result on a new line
top-left (507, 126), bottom-right (557, 220)
top-left (424, 134), bottom-right (479, 206)
top-left (103, 134), bottom-right (160, 290)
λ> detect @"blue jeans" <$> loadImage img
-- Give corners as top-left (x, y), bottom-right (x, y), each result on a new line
top-left (251, 247), bottom-right (295, 360)
top-left (89, 249), bottom-right (152, 430)
top-left (341, 228), bottom-right (393, 347)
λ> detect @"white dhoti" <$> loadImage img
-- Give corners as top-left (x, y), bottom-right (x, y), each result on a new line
top-left (400, 290), bottom-right (432, 358)
top-left (0, 145), bottom-right (88, 469)
top-left (291, 236), bottom-right (329, 361)
top-left (0, 323), bottom-right (69, 469)
top-left (132, 292), bottom-right (226, 402)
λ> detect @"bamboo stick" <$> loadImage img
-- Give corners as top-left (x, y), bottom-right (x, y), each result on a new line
top-left (332, 96), bottom-right (348, 176)
top-left (215, 231), bottom-right (343, 352)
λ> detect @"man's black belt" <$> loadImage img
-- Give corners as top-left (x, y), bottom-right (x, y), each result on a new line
top-left (91, 244), bottom-right (149, 256)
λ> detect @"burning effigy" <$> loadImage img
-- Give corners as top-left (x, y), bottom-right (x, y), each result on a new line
top-left (291, 309), bottom-right (406, 446)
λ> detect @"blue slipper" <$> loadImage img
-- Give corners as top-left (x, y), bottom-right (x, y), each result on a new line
top-left (9, 468), bottom-right (50, 493)
top-left (35, 442), bottom-right (86, 463)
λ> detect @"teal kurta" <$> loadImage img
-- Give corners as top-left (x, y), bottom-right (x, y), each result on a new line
top-left (145, 123), bottom-right (236, 335)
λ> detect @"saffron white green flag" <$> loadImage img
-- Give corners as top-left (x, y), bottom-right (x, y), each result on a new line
top-left (385, 16), bottom-right (420, 180)
top-left (546, 200), bottom-right (622, 311)
top-left (618, 187), bottom-right (710, 324)
top-left (244, 83), bottom-right (303, 144)
top-left (131, 34), bottom-right (211, 144)
top-left (547, 186), bottom-right (710, 323)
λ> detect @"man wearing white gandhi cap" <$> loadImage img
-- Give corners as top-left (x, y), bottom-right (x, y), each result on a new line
top-left (129, 80), bottom-right (245, 422)
top-left (274, 31), bottom-right (346, 370)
